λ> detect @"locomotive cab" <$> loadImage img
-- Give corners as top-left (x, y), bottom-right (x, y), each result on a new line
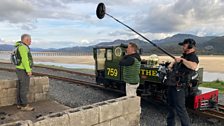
top-left (93, 44), bottom-right (128, 88)
top-left (93, 48), bottom-right (106, 84)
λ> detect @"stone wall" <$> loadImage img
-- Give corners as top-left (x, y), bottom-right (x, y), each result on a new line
top-left (1, 96), bottom-right (141, 126)
top-left (0, 77), bottom-right (49, 107)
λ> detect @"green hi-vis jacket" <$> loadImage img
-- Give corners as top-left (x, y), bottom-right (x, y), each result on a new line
top-left (15, 41), bottom-right (33, 72)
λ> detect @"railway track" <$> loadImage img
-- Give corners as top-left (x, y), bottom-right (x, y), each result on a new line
top-left (0, 61), bottom-right (95, 78)
top-left (0, 67), bottom-right (123, 95)
top-left (218, 104), bottom-right (224, 112)
top-left (187, 108), bottom-right (224, 122)
top-left (188, 103), bottom-right (224, 122)
top-left (203, 109), bottom-right (224, 121)
top-left (0, 66), bottom-right (223, 122)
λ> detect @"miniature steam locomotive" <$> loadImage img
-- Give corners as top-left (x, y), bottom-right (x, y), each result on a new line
top-left (93, 44), bottom-right (218, 110)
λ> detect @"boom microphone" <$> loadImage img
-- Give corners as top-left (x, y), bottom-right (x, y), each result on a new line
top-left (96, 3), bottom-right (175, 59)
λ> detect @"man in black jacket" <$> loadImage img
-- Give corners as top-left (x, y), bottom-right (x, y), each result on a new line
top-left (167, 39), bottom-right (199, 126)
top-left (119, 43), bottom-right (141, 96)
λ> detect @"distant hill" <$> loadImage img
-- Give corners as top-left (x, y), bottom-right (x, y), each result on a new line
top-left (94, 34), bottom-right (220, 55)
top-left (200, 36), bottom-right (224, 54)
top-left (0, 44), bottom-right (14, 51)
top-left (0, 44), bottom-right (47, 52)
top-left (95, 38), bottom-right (150, 50)
top-left (30, 48), bottom-right (48, 52)
top-left (0, 34), bottom-right (223, 55)
top-left (153, 34), bottom-right (215, 45)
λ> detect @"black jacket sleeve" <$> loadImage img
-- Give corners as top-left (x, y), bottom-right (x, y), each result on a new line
top-left (189, 55), bottom-right (199, 64)
top-left (182, 54), bottom-right (199, 64)
top-left (119, 55), bottom-right (135, 66)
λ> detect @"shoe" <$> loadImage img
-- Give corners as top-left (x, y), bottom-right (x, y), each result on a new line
top-left (20, 104), bottom-right (34, 111)
top-left (17, 105), bottom-right (22, 109)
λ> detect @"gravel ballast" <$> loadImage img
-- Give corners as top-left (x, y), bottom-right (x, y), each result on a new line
top-left (140, 100), bottom-right (224, 126)
top-left (48, 79), bottom-right (120, 107)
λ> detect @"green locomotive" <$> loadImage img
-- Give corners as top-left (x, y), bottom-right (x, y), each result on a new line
top-left (93, 44), bottom-right (203, 102)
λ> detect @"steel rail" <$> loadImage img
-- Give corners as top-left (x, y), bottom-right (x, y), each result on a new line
top-left (218, 104), bottom-right (224, 112)
top-left (0, 62), bottom-right (95, 77)
top-left (0, 67), bottom-right (123, 94)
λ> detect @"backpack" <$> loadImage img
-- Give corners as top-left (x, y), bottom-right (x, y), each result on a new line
top-left (10, 44), bottom-right (22, 65)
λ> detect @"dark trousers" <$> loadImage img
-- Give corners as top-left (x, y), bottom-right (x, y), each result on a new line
top-left (16, 69), bottom-right (30, 106)
top-left (167, 86), bottom-right (190, 126)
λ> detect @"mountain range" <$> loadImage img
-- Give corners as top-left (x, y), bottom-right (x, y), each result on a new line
top-left (0, 44), bottom-right (46, 52)
top-left (94, 34), bottom-right (224, 55)
top-left (0, 34), bottom-right (223, 54)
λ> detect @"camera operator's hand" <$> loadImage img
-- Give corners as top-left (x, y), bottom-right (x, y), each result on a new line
top-left (175, 57), bottom-right (183, 63)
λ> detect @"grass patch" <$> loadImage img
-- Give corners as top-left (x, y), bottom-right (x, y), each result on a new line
top-left (200, 79), bottom-right (224, 93)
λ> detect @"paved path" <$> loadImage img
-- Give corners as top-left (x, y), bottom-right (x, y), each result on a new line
top-left (0, 100), bottom-right (70, 124)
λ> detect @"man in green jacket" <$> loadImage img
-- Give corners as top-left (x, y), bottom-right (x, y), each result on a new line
top-left (119, 42), bottom-right (141, 96)
top-left (15, 34), bottom-right (34, 111)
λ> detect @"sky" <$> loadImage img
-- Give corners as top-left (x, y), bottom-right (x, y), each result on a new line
top-left (0, 0), bottom-right (224, 49)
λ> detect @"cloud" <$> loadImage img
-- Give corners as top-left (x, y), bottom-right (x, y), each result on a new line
top-left (0, 0), bottom-right (90, 28)
top-left (21, 23), bottom-right (37, 31)
top-left (0, 0), bottom-right (224, 48)
top-left (0, 0), bottom-right (33, 23)
top-left (0, 0), bottom-right (65, 23)
top-left (31, 40), bottom-right (77, 49)
top-left (0, 38), bottom-right (4, 44)
top-left (173, 0), bottom-right (224, 21)
top-left (61, 0), bottom-right (149, 5)
top-left (0, 38), bottom-right (13, 44)
top-left (31, 0), bottom-right (66, 8)
top-left (0, 0), bottom-right (152, 24)
top-left (80, 39), bottom-right (90, 44)
top-left (135, 0), bottom-right (224, 33)
top-left (108, 30), bottom-right (135, 37)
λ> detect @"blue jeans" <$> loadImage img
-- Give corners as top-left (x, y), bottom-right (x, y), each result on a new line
top-left (167, 86), bottom-right (190, 126)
